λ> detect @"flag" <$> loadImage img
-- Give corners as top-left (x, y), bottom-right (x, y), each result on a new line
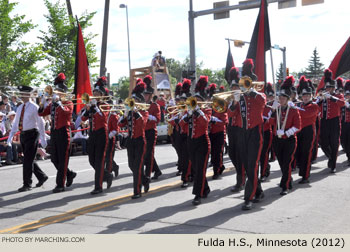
top-left (246, 0), bottom-right (271, 82)
top-left (317, 36), bottom-right (350, 92)
top-left (74, 22), bottom-right (92, 113)
top-left (224, 42), bottom-right (234, 84)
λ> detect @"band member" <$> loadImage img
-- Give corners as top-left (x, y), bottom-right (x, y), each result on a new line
top-left (310, 80), bottom-right (320, 163)
top-left (208, 83), bottom-right (228, 179)
top-left (229, 59), bottom-right (266, 210)
top-left (295, 76), bottom-right (319, 183)
top-left (105, 98), bottom-right (120, 178)
top-left (179, 76), bottom-right (211, 205)
top-left (38, 73), bottom-right (76, 193)
top-left (337, 77), bottom-right (346, 150)
top-left (118, 82), bottom-right (149, 199)
top-left (336, 77), bottom-right (344, 95)
top-left (259, 82), bottom-right (274, 182)
top-left (81, 77), bottom-right (112, 194)
top-left (227, 67), bottom-right (245, 192)
top-left (317, 69), bottom-right (345, 173)
top-left (7, 86), bottom-right (48, 192)
top-left (143, 75), bottom-right (162, 180)
top-left (341, 80), bottom-right (350, 165)
top-left (270, 76), bottom-right (301, 195)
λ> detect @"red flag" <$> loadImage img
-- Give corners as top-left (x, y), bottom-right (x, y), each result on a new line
top-left (74, 22), bottom-right (92, 113)
top-left (246, 0), bottom-right (271, 82)
top-left (317, 36), bottom-right (350, 93)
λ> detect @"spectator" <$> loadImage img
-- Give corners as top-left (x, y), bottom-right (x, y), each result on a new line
top-left (10, 96), bottom-right (18, 112)
top-left (0, 112), bottom-right (17, 165)
top-left (151, 51), bottom-right (166, 72)
top-left (157, 92), bottom-right (166, 122)
top-left (5, 111), bottom-right (16, 133)
top-left (72, 121), bottom-right (88, 155)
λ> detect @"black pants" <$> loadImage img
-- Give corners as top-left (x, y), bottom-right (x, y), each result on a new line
top-left (87, 128), bottom-right (108, 190)
top-left (320, 117), bottom-right (340, 169)
top-left (273, 136), bottom-right (296, 190)
top-left (188, 135), bottom-right (210, 197)
top-left (105, 136), bottom-right (117, 173)
top-left (172, 128), bottom-right (181, 171)
top-left (179, 133), bottom-right (191, 182)
top-left (237, 125), bottom-right (263, 201)
top-left (227, 125), bottom-right (245, 187)
top-left (259, 129), bottom-right (272, 178)
top-left (144, 129), bottom-right (160, 177)
top-left (209, 131), bottom-right (225, 175)
top-left (295, 125), bottom-right (315, 180)
top-left (127, 136), bottom-right (147, 195)
top-left (341, 122), bottom-right (350, 160)
top-left (20, 129), bottom-right (46, 187)
top-left (50, 127), bottom-right (74, 188)
top-left (311, 117), bottom-right (320, 162)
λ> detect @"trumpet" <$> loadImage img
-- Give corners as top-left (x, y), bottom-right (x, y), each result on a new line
top-left (238, 76), bottom-right (265, 91)
top-left (166, 101), bottom-right (186, 114)
top-left (99, 104), bottom-right (126, 112)
top-left (124, 97), bottom-right (150, 110)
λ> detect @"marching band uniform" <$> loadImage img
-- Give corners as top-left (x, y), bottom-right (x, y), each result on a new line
top-left (81, 77), bottom-right (111, 194)
top-left (7, 86), bottom-right (48, 192)
top-left (270, 76), bottom-right (301, 195)
top-left (317, 69), bottom-right (345, 173)
top-left (105, 106), bottom-right (120, 178)
top-left (295, 76), bottom-right (319, 183)
top-left (179, 76), bottom-right (211, 205)
top-left (341, 80), bottom-right (350, 165)
top-left (230, 59), bottom-right (266, 210)
top-left (38, 73), bottom-right (76, 193)
top-left (118, 82), bottom-right (149, 199)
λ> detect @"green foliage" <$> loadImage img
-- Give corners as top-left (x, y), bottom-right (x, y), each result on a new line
top-left (305, 48), bottom-right (324, 80)
top-left (276, 63), bottom-right (284, 82)
top-left (114, 76), bottom-right (130, 100)
top-left (38, 0), bottom-right (98, 87)
top-left (0, 0), bottom-right (44, 86)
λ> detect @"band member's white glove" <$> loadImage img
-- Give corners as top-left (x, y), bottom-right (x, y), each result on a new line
top-left (211, 116), bottom-right (222, 123)
top-left (277, 129), bottom-right (284, 137)
top-left (55, 101), bottom-right (62, 107)
top-left (109, 131), bottom-right (117, 139)
top-left (148, 115), bottom-right (157, 121)
top-left (346, 102), bottom-right (350, 108)
top-left (118, 115), bottom-right (125, 123)
top-left (52, 94), bottom-right (59, 102)
top-left (285, 127), bottom-right (298, 138)
top-left (271, 100), bottom-right (280, 110)
top-left (91, 99), bottom-right (97, 105)
top-left (181, 114), bottom-right (188, 121)
top-left (41, 139), bottom-right (48, 149)
top-left (7, 141), bottom-right (12, 148)
top-left (233, 93), bottom-right (241, 102)
top-left (287, 101), bottom-right (295, 108)
top-left (324, 93), bottom-right (331, 99)
top-left (187, 109), bottom-right (193, 116)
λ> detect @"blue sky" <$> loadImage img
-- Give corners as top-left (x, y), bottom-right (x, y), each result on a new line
top-left (14, 0), bottom-right (350, 84)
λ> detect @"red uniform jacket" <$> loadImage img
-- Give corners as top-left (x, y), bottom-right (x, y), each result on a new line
top-left (270, 106), bottom-right (301, 139)
top-left (168, 113), bottom-right (181, 133)
top-left (341, 106), bottom-right (350, 123)
top-left (263, 105), bottom-right (273, 132)
top-left (145, 102), bottom-right (160, 131)
top-left (229, 91), bottom-right (266, 129)
top-left (118, 110), bottom-right (149, 139)
top-left (298, 102), bottom-right (319, 129)
top-left (38, 100), bottom-right (73, 130)
top-left (227, 105), bottom-right (239, 127)
top-left (107, 112), bottom-right (119, 133)
top-left (210, 110), bottom-right (228, 134)
top-left (317, 93), bottom-right (345, 120)
top-left (81, 102), bottom-right (108, 132)
top-left (179, 108), bottom-right (211, 139)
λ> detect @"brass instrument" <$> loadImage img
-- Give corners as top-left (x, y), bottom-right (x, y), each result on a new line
top-left (212, 96), bottom-right (228, 113)
top-left (185, 97), bottom-right (212, 110)
top-left (166, 101), bottom-right (186, 115)
top-left (125, 97), bottom-right (150, 110)
top-left (100, 104), bottom-right (126, 112)
top-left (79, 93), bottom-right (113, 104)
top-left (238, 76), bottom-right (265, 91)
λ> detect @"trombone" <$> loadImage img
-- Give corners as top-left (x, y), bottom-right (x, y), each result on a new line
top-left (100, 104), bottom-right (126, 112)
top-left (238, 76), bottom-right (265, 91)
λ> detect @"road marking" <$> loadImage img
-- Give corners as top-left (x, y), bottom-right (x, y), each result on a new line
top-left (0, 167), bottom-right (234, 234)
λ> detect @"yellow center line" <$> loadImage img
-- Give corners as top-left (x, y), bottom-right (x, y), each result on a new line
top-left (0, 166), bottom-right (234, 234)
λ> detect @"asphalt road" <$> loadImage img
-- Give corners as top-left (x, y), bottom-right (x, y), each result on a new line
top-left (0, 143), bottom-right (350, 234)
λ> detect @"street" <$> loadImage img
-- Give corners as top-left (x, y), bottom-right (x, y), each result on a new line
top-left (0, 143), bottom-right (350, 234)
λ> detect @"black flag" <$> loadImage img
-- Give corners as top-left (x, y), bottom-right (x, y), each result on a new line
top-left (225, 42), bottom-right (234, 84)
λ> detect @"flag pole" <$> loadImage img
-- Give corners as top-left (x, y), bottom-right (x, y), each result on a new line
top-left (270, 48), bottom-right (280, 131)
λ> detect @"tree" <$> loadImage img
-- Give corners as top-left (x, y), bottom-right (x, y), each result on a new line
top-left (38, 0), bottom-right (98, 87)
top-left (114, 76), bottom-right (130, 99)
top-left (305, 48), bottom-right (324, 80)
top-left (276, 63), bottom-right (284, 82)
top-left (0, 0), bottom-right (44, 87)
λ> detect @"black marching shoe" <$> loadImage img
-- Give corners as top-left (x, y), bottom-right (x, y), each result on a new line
top-left (280, 189), bottom-right (289, 196)
top-left (260, 176), bottom-right (267, 182)
top-left (113, 163), bottom-right (119, 178)
top-left (202, 188), bottom-right (211, 198)
top-left (66, 172), bottom-right (77, 187)
top-left (189, 175), bottom-right (194, 182)
top-left (151, 171), bottom-right (162, 180)
top-left (242, 200), bottom-right (253, 211)
top-left (181, 181), bottom-right (189, 188)
top-left (131, 194), bottom-right (141, 199)
top-left (192, 196), bottom-right (201, 206)
top-left (347, 160), bottom-right (350, 167)
top-left (175, 170), bottom-right (182, 176)
top-left (144, 181), bottom-right (150, 193)
top-left (6, 160), bottom-right (16, 165)
top-left (330, 168), bottom-right (336, 174)
top-left (90, 188), bottom-right (103, 195)
top-left (107, 175), bottom-right (113, 189)
top-left (36, 176), bottom-right (48, 187)
top-left (298, 178), bottom-right (309, 184)
top-left (212, 174), bottom-right (219, 180)
top-left (18, 185), bottom-right (32, 192)
top-left (253, 192), bottom-right (265, 203)
top-left (52, 186), bottom-right (65, 193)
top-left (219, 165), bottom-right (226, 175)
top-left (230, 185), bottom-right (243, 193)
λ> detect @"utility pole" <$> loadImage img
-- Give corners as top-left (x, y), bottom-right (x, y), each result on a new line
top-left (100, 0), bottom-right (110, 78)
top-left (66, 0), bottom-right (73, 17)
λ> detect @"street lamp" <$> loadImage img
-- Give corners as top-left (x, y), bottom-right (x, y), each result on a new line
top-left (120, 4), bottom-right (131, 81)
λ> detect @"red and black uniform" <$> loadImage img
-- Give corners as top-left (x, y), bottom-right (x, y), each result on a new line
top-left (38, 100), bottom-right (74, 188)
top-left (118, 109), bottom-right (149, 195)
top-left (295, 102), bottom-right (319, 180)
top-left (259, 104), bottom-right (273, 179)
top-left (311, 97), bottom-right (321, 162)
top-left (341, 104), bottom-right (350, 161)
top-left (179, 108), bottom-right (211, 198)
top-left (144, 102), bottom-right (161, 177)
top-left (81, 102), bottom-right (109, 191)
top-left (227, 104), bottom-right (245, 189)
top-left (271, 106), bottom-right (301, 190)
top-left (317, 93), bottom-right (345, 170)
top-left (229, 91), bottom-right (266, 202)
top-left (105, 112), bottom-right (120, 176)
top-left (209, 110), bottom-right (228, 176)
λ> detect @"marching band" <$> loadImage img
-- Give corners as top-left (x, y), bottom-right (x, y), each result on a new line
top-left (3, 61), bottom-right (350, 211)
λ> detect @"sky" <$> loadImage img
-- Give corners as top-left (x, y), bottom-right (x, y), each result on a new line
top-left (13, 0), bottom-right (350, 84)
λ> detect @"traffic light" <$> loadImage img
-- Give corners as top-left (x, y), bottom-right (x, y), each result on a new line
top-left (234, 40), bottom-right (245, 48)
top-left (286, 68), bottom-right (289, 76)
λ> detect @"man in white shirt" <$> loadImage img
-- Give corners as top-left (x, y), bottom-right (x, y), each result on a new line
top-left (7, 86), bottom-right (48, 192)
